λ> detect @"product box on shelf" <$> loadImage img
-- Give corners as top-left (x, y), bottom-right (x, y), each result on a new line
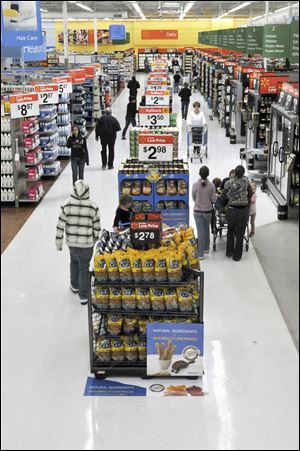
top-left (24, 133), bottom-right (40, 150)
top-left (25, 147), bottom-right (43, 165)
top-left (22, 117), bottom-right (39, 134)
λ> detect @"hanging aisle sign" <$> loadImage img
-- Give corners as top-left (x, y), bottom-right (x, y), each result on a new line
top-left (235, 28), bottom-right (247, 52)
top-left (246, 26), bottom-right (264, 54)
top-left (1, 1), bottom-right (43, 47)
top-left (52, 76), bottom-right (73, 94)
top-left (263, 24), bottom-right (291, 58)
top-left (34, 84), bottom-right (59, 104)
top-left (10, 93), bottom-right (40, 119)
top-left (139, 107), bottom-right (170, 126)
top-left (289, 20), bottom-right (299, 67)
top-left (139, 134), bottom-right (173, 161)
top-left (145, 90), bottom-right (170, 106)
top-left (22, 31), bottom-right (46, 61)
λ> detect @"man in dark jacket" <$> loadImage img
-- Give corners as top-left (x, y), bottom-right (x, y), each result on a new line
top-left (122, 97), bottom-right (137, 140)
top-left (127, 76), bottom-right (140, 100)
top-left (173, 71), bottom-right (181, 94)
top-left (179, 82), bottom-right (192, 120)
top-left (95, 108), bottom-right (121, 170)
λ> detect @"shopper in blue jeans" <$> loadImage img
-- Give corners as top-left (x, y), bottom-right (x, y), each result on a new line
top-left (67, 126), bottom-right (89, 185)
top-left (192, 166), bottom-right (218, 260)
top-left (179, 82), bottom-right (192, 120)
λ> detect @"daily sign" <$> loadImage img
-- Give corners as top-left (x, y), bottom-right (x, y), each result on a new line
top-left (145, 90), bottom-right (170, 106)
top-left (139, 134), bottom-right (173, 161)
top-left (34, 84), bottom-right (59, 104)
top-left (10, 93), bottom-right (40, 119)
top-left (52, 76), bottom-right (73, 94)
top-left (139, 107), bottom-right (170, 126)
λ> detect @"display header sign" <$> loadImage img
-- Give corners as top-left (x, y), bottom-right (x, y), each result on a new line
top-left (222, 29), bottom-right (229, 49)
top-left (235, 28), bottom-right (246, 52)
top-left (1, 0), bottom-right (43, 47)
top-left (141, 30), bottom-right (178, 40)
top-left (10, 93), bottom-right (40, 119)
top-left (22, 32), bottom-right (46, 61)
top-left (227, 29), bottom-right (237, 51)
top-left (69, 69), bottom-right (86, 84)
top-left (34, 84), bottom-right (59, 104)
top-left (145, 91), bottom-right (170, 106)
top-left (147, 323), bottom-right (204, 377)
top-left (139, 107), bottom-right (170, 126)
top-left (289, 20), bottom-right (299, 66)
top-left (246, 26), bottom-right (263, 54)
top-left (263, 24), bottom-right (291, 58)
top-left (52, 76), bottom-right (73, 94)
top-left (139, 135), bottom-right (173, 161)
top-left (109, 24), bottom-right (126, 41)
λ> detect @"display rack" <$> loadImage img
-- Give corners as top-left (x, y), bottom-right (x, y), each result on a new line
top-left (83, 79), bottom-right (94, 129)
top-left (39, 105), bottom-right (61, 177)
top-left (183, 52), bottom-right (193, 75)
top-left (47, 50), bottom-right (59, 67)
top-left (71, 83), bottom-right (87, 137)
top-left (1, 115), bottom-right (22, 204)
top-left (218, 73), bottom-right (231, 135)
top-left (57, 93), bottom-right (72, 157)
top-left (212, 69), bottom-right (224, 118)
top-left (229, 79), bottom-right (245, 144)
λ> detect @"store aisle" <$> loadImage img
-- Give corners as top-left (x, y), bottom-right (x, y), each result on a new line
top-left (2, 75), bottom-right (299, 451)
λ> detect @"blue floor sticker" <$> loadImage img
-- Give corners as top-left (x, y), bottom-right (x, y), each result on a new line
top-left (84, 377), bottom-right (147, 396)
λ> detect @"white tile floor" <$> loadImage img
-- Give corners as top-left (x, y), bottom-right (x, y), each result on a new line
top-left (1, 75), bottom-right (299, 451)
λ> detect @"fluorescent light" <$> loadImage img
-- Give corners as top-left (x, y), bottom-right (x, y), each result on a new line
top-left (217, 1), bottom-right (253, 19)
top-left (179, 1), bottom-right (195, 19)
top-left (75, 2), bottom-right (94, 12)
top-left (163, 2), bottom-right (180, 7)
top-left (274, 3), bottom-right (299, 13)
top-left (40, 8), bottom-right (48, 12)
top-left (130, 1), bottom-right (146, 20)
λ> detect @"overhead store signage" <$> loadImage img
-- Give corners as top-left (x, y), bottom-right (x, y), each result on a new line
top-left (109, 24), bottom-right (126, 41)
top-left (139, 107), bottom-right (170, 127)
top-left (112, 32), bottom-right (130, 45)
top-left (69, 69), bottom-right (86, 84)
top-left (246, 26), bottom-right (264, 54)
top-left (227, 29), bottom-right (237, 51)
top-left (235, 28), bottom-right (247, 52)
top-left (212, 31), bottom-right (218, 47)
top-left (22, 31), bottom-right (46, 61)
top-left (139, 135), bottom-right (173, 162)
top-left (262, 24), bottom-right (291, 58)
top-left (83, 66), bottom-right (95, 79)
top-left (141, 30), bottom-right (178, 40)
top-left (217, 30), bottom-right (223, 48)
top-left (34, 84), bottom-right (59, 104)
top-left (289, 20), bottom-right (299, 67)
top-left (52, 76), bottom-right (73, 95)
top-left (222, 29), bottom-right (229, 49)
top-left (145, 90), bottom-right (170, 106)
top-left (1, 0), bottom-right (43, 47)
top-left (10, 93), bottom-right (40, 119)
top-left (58, 29), bottom-right (94, 45)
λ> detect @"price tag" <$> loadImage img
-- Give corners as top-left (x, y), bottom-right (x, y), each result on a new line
top-left (148, 76), bottom-right (168, 83)
top-left (139, 134), bottom-right (173, 161)
top-left (139, 107), bottom-right (170, 126)
top-left (145, 90), bottom-right (171, 106)
top-left (130, 221), bottom-right (161, 246)
top-left (9, 93), bottom-right (40, 119)
top-left (34, 84), bottom-right (59, 104)
top-left (52, 76), bottom-right (73, 94)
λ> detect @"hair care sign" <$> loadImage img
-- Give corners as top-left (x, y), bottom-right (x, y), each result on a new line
top-left (145, 90), bottom-right (170, 106)
top-left (139, 107), bottom-right (170, 126)
top-left (139, 134), bottom-right (173, 161)
top-left (10, 93), bottom-right (40, 119)
top-left (52, 76), bottom-right (72, 95)
top-left (34, 84), bottom-right (59, 104)
top-left (1, 0), bottom-right (43, 47)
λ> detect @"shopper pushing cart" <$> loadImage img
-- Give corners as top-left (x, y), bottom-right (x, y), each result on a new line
top-left (187, 102), bottom-right (208, 163)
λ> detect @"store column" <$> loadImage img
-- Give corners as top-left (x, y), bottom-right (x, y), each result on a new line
top-left (63, 1), bottom-right (69, 69)
top-left (264, 1), bottom-right (270, 70)
top-left (94, 19), bottom-right (98, 54)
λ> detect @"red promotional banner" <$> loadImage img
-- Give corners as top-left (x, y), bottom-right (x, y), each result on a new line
top-left (83, 66), bottom-right (95, 79)
top-left (139, 107), bottom-right (170, 114)
top-left (141, 30), bottom-right (178, 40)
top-left (139, 135), bottom-right (173, 145)
top-left (69, 69), bottom-right (86, 84)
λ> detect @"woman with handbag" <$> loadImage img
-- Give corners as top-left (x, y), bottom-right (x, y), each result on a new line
top-left (67, 126), bottom-right (89, 185)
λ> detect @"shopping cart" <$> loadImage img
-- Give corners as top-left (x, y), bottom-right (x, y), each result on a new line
top-left (212, 207), bottom-right (249, 252)
top-left (187, 123), bottom-right (208, 163)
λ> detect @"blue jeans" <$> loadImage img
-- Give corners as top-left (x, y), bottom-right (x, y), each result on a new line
top-left (194, 211), bottom-right (213, 258)
top-left (122, 117), bottom-right (137, 138)
top-left (71, 158), bottom-right (85, 185)
top-left (69, 247), bottom-right (94, 300)
top-left (181, 101), bottom-right (190, 120)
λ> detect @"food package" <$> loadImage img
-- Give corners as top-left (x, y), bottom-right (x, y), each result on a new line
top-left (150, 287), bottom-right (165, 311)
top-left (155, 252), bottom-right (168, 282)
top-left (141, 252), bottom-right (155, 282)
top-left (138, 318), bottom-right (148, 335)
top-left (193, 288), bottom-right (200, 308)
top-left (178, 201), bottom-right (187, 209)
top-left (136, 287), bottom-right (151, 310)
top-left (107, 315), bottom-right (123, 336)
top-left (109, 287), bottom-right (122, 310)
top-left (117, 252), bottom-right (133, 282)
top-left (142, 180), bottom-right (152, 196)
top-left (164, 288), bottom-right (179, 311)
top-left (132, 200), bottom-right (143, 213)
top-left (123, 317), bottom-right (138, 335)
top-left (178, 242), bottom-right (189, 269)
top-left (177, 287), bottom-right (194, 312)
top-left (186, 245), bottom-right (200, 270)
top-left (111, 338), bottom-right (125, 361)
top-left (156, 180), bottom-right (166, 196)
top-left (122, 287), bottom-right (137, 310)
top-left (124, 337), bottom-right (138, 361)
top-left (130, 252), bottom-right (143, 282)
top-left (94, 254), bottom-right (108, 282)
top-left (167, 252), bottom-right (183, 282)
top-left (156, 201), bottom-right (165, 210)
top-left (167, 180), bottom-right (177, 196)
top-left (96, 337), bottom-right (111, 362)
top-left (95, 287), bottom-right (109, 309)
top-left (165, 200), bottom-right (177, 210)
top-left (121, 180), bottom-right (132, 195)
top-left (172, 232), bottom-right (182, 246)
top-left (131, 180), bottom-right (142, 196)
top-left (105, 253), bottom-right (120, 282)
top-left (178, 179), bottom-right (188, 196)
top-left (142, 201), bottom-right (152, 213)
top-left (138, 337), bottom-right (147, 361)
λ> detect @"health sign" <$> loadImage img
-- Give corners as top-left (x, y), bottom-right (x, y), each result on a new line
top-left (10, 93), bottom-right (40, 119)
top-left (139, 134), bottom-right (173, 161)
top-left (34, 84), bottom-right (59, 104)
top-left (145, 90), bottom-right (170, 106)
top-left (139, 107), bottom-right (170, 126)
top-left (52, 76), bottom-right (72, 94)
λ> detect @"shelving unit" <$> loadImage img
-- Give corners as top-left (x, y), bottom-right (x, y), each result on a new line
top-left (39, 106), bottom-right (61, 178)
top-left (1, 115), bottom-right (17, 203)
top-left (71, 84), bottom-right (87, 137)
top-left (57, 93), bottom-right (72, 157)
top-left (83, 80), bottom-right (94, 129)
top-left (183, 53), bottom-right (193, 75)
top-left (47, 50), bottom-right (59, 67)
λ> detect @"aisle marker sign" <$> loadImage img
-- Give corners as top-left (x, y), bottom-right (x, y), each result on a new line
top-left (34, 84), bottom-right (59, 104)
top-left (52, 76), bottom-right (73, 94)
top-left (139, 134), bottom-right (173, 161)
top-left (10, 93), bottom-right (40, 119)
top-left (146, 90), bottom-right (170, 106)
top-left (139, 107), bottom-right (170, 126)
top-left (148, 76), bottom-right (168, 83)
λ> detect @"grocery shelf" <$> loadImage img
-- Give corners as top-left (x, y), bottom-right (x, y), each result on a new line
top-left (93, 306), bottom-right (198, 317)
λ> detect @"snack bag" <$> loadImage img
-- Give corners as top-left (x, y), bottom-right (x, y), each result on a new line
top-left (178, 242), bottom-right (189, 269)
top-left (123, 317), bottom-right (138, 335)
top-left (107, 315), bottom-right (123, 336)
top-left (150, 287), bottom-right (165, 311)
top-left (129, 251), bottom-right (143, 282)
top-left (96, 337), bottom-right (111, 362)
top-left (186, 245), bottom-right (200, 270)
top-left (172, 232), bottom-right (182, 246)
top-left (105, 253), bottom-right (120, 282)
top-left (111, 338), bottom-right (125, 361)
top-left (138, 318), bottom-right (148, 335)
top-left (138, 338), bottom-right (147, 361)
top-left (136, 287), bottom-right (151, 310)
top-left (109, 287), bottom-right (122, 310)
top-left (117, 252), bottom-right (133, 282)
top-left (141, 252), bottom-right (155, 282)
top-left (176, 287), bottom-right (193, 312)
top-left (132, 180), bottom-right (142, 196)
top-left (155, 251), bottom-right (168, 282)
top-left (142, 180), bottom-right (152, 196)
top-left (94, 254), bottom-right (108, 282)
top-left (178, 179), bottom-right (188, 196)
top-left (124, 337), bottom-right (138, 361)
top-left (94, 287), bottom-right (109, 309)
top-left (167, 180), bottom-right (177, 196)
top-left (167, 252), bottom-right (183, 282)
top-left (193, 288), bottom-right (200, 308)
top-left (122, 287), bottom-right (137, 310)
top-left (164, 288), bottom-right (179, 311)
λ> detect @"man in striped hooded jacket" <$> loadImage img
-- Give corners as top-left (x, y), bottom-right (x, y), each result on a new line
top-left (56, 180), bottom-right (101, 305)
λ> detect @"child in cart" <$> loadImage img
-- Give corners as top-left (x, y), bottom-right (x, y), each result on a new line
top-left (249, 182), bottom-right (257, 237)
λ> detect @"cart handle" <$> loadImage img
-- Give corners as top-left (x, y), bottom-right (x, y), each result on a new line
top-left (278, 146), bottom-right (286, 164)
top-left (272, 140), bottom-right (279, 157)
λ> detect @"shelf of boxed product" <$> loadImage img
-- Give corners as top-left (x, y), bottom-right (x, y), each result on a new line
top-left (47, 50), bottom-right (59, 67)
top-left (83, 80), bottom-right (94, 129)
top-left (39, 105), bottom-right (61, 177)
top-left (71, 84), bottom-right (87, 137)
top-left (218, 74), bottom-right (231, 134)
top-left (184, 53), bottom-right (193, 75)
top-left (89, 227), bottom-right (203, 376)
top-left (57, 93), bottom-right (72, 157)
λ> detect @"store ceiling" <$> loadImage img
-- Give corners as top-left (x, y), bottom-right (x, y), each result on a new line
top-left (40, 1), bottom-right (294, 20)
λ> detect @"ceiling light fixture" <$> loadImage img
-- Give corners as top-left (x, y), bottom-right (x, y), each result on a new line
top-left (40, 8), bottom-right (48, 12)
top-left (130, 1), bottom-right (146, 20)
top-left (74, 2), bottom-right (94, 12)
top-left (274, 2), bottom-right (299, 13)
top-left (179, 1), bottom-right (195, 20)
top-left (163, 2), bottom-right (180, 7)
top-left (217, 1), bottom-right (253, 19)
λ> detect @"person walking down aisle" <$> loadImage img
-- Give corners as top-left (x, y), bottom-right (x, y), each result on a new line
top-left (221, 165), bottom-right (252, 262)
top-left (55, 180), bottom-right (101, 305)
top-left (95, 108), bottom-right (121, 170)
top-left (127, 76), bottom-right (140, 100)
top-left (67, 126), bottom-right (89, 185)
top-left (144, 56), bottom-right (150, 73)
top-left (179, 82), bottom-right (192, 120)
top-left (192, 166), bottom-right (218, 260)
top-left (122, 97), bottom-right (137, 140)
top-left (173, 71), bottom-right (181, 94)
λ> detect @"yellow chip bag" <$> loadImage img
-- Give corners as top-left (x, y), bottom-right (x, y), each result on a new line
top-left (167, 252), bottom-right (183, 282)
top-left (117, 251), bottom-right (133, 282)
top-left (141, 251), bottom-right (155, 282)
top-left (94, 254), bottom-right (108, 282)
top-left (176, 287), bottom-right (193, 312)
top-left (105, 253), bottom-right (120, 281)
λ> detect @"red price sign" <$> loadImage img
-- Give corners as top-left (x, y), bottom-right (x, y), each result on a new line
top-left (139, 134), bottom-right (173, 161)
top-left (34, 84), bottom-right (59, 104)
top-left (10, 93), bottom-right (40, 119)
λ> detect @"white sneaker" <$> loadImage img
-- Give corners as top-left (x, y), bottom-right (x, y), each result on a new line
top-left (204, 249), bottom-right (210, 254)
top-left (70, 284), bottom-right (79, 293)
top-left (199, 256), bottom-right (205, 261)
top-left (80, 298), bottom-right (88, 305)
